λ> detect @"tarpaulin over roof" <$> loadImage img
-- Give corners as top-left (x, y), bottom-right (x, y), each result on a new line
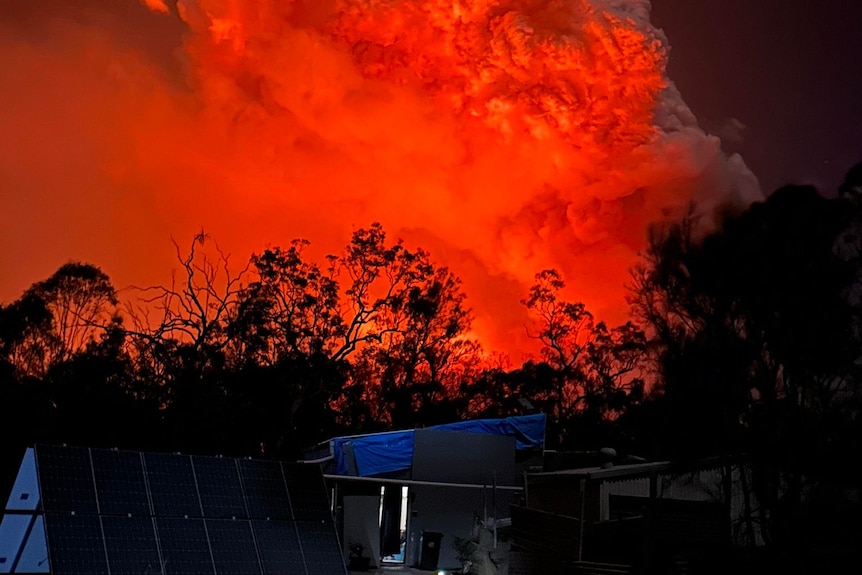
top-left (330, 414), bottom-right (545, 477)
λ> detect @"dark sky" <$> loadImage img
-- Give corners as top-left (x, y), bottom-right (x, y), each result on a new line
top-left (651, 0), bottom-right (862, 196)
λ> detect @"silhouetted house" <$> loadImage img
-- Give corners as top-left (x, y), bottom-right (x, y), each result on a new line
top-left (509, 456), bottom-right (755, 575)
top-left (304, 414), bottom-right (546, 572)
top-left (0, 445), bottom-right (347, 575)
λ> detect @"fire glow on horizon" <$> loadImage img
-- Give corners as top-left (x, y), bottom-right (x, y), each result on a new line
top-left (0, 0), bottom-right (759, 356)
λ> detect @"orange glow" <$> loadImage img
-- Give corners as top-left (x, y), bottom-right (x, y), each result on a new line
top-left (0, 1), bottom-right (759, 358)
top-left (140, 0), bottom-right (170, 14)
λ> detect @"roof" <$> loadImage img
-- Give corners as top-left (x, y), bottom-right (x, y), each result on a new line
top-left (327, 413), bottom-right (546, 477)
top-left (529, 460), bottom-right (673, 482)
top-left (527, 456), bottom-right (732, 484)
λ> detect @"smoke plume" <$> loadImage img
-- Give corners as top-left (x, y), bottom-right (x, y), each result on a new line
top-left (0, 0), bottom-right (759, 357)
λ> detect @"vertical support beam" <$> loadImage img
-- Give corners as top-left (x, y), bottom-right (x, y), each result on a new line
top-left (577, 478), bottom-right (587, 562)
top-left (492, 475), bottom-right (497, 548)
top-left (646, 472), bottom-right (658, 573)
top-left (722, 461), bottom-right (733, 542)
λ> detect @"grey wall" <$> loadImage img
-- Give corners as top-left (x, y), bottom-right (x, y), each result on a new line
top-left (412, 429), bottom-right (516, 486)
top-left (342, 495), bottom-right (381, 567)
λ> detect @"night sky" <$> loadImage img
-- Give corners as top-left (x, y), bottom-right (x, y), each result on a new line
top-left (651, 0), bottom-right (862, 195)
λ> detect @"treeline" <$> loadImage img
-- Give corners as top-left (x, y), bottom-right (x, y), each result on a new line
top-left (0, 224), bottom-right (645, 464)
top-left (3, 164), bottom-right (862, 559)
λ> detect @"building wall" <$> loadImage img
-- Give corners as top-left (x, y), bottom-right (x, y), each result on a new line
top-left (601, 477), bottom-right (651, 520)
top-left (342, 495), bottom-right (381, 567)
top-left (413, 429), bottom-right (516, 485)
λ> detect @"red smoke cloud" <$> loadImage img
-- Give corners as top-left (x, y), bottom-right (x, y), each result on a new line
top-left (0, 0), bottom-right (759, 357)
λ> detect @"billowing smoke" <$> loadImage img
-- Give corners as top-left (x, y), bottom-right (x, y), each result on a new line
top-left (0, 0), bottom-right (759, 357)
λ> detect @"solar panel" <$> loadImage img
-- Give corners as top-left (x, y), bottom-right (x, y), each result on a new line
top-left (91, 450), bottom-right (150, 516)
top-left (5, 447), bottom-right (347, 575)
top-left (102, 516), bottom-right (161, 575)
top-left (238, 460), bottom-right (292, 520)
top-left (36, 446), bottom-right (98, 514)
top-left (206, 520), bottom-right (261, 575)
top-left (15, 515), bottom-right (49, 573)
top-left (193, 457), bottom-right (247, 519)
top-left (156, 517), bottom-right (214, 575)
top-left (296, 520), bottom-right (347, 575)
top-left (144, 453), bottom-right (203, 518)
top-left (44, 514), bottom-right (109, 574)
top-left (281, 464), bottom-right (330, 521)
top-left (251, 520), bottom-right (305, 575)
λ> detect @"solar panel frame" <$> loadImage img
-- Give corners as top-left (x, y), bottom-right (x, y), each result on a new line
top-left (144, 453), bottom-right (204, 518)
top-left (281, 464), bottom-right (331, 522)
top-left (251, 520), bottom-right (306, 575)
top-left (36, 445), bottom-right (98, 515)
top-left (102, 516), bottom-right (163, 575)
top-left (4, 447), bottom-right (40, 512)
top-left (0, 513), bottom-right (30, 574)
top-left (91, 449), bottom-right (151, 517)
top-left (44, 513), bottom-right (109, 575)
top-left (14, 514), bottom-right (50, 574)
top-left (296, 520), bottom-right (348, 575)
top-left (206, 519), bottom-right (262, 575)
top-left (238, 459), bottom-right (293, 521)
top-left (156, 517), bottom-right (215, 575)
top-left (192, 457), bottom-right (248, 520)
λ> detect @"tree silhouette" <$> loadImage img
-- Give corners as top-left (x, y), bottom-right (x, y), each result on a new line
top-left (629, 180), bottom-right (862, 549)
top-left (121, 233), bottom-right (250, 455)
top-left (229, 239), bottom-right (341, 364)
top-left (332, 224), bottom-right (479, 429)
top-left (512, 270), bottom-right (646, 445)
top-left (0, 264), bottom-right (153, 496)
top-left (3, 262), bottom-right (119, 378)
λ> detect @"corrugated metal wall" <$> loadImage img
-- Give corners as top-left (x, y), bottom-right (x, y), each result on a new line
top-left (598, 464), bottom-right (764, 546)
top-left (600, 477), bottom-right (649, 520)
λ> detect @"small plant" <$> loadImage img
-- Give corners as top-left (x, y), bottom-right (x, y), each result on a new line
top-left (348, 542), bottom-right (371, 570)
top-left (348, 542), bottom-right (365, 559)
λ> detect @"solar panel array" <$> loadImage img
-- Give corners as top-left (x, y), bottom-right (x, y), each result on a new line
top-left (1, 445), bottom-right (347, 575)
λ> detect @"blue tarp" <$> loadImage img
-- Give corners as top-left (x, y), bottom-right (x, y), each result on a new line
top-left (330, 414), bottom-right (545, 477)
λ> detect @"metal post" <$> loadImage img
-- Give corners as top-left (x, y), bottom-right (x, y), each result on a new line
top-left (493, 474), bottom-right (497, 548)
top-left (577, 478), bottom-right (587, 562)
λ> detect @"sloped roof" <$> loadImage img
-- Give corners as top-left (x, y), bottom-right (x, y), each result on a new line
top-left (329, 413), bottom-right (546, 477)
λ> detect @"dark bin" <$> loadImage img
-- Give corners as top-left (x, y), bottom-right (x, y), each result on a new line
top-left (418, 531), bottom-right (443, 571)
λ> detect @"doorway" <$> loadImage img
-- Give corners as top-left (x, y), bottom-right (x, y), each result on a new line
top-left (378, 485), bottom-right (409, 563)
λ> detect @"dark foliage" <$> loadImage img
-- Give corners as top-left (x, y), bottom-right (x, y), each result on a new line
top-left (627, 165), bottom-right (862, 556)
